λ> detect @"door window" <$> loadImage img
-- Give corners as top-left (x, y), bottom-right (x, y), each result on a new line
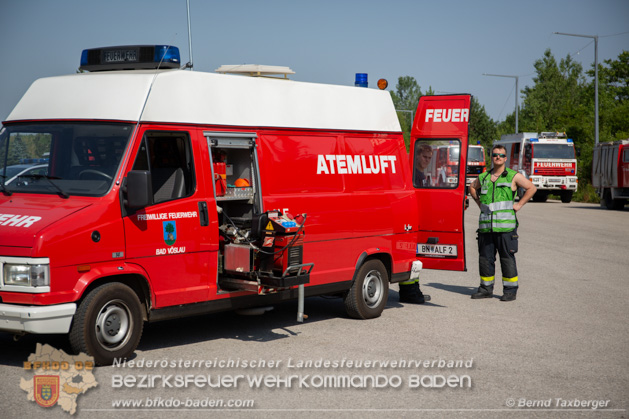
top-left (132, 131), bottom-right (195, 204)
top-left (413, 139), bottom-right (460, 188)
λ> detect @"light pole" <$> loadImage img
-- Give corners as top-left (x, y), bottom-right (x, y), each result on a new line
top-left (483, 73), bottom-right (519, 133)
top-left (554, 32), bottom-right (599, 145)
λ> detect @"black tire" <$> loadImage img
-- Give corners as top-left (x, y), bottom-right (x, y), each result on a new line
top-left (602, 189), bottom-right (614, 210)
top-left (344, 260), bottom-right (389, 319)
top-left (561, 191), bottom-right (573, 203)
top-left (612, 199), bottom-right (626, 211)
top-left (532, 191), bottom-right (548, 202)
top-left (70, 283), bottom-right (144, 365)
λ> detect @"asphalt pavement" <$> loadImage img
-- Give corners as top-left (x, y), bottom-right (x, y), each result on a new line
top-left (1, 199), bottom-right (628, 418)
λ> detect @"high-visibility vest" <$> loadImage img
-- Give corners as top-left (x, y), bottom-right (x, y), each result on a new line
top-left (478, 168), bottom-right (518, 233)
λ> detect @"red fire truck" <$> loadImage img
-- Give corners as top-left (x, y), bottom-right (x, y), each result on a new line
top-left (0, 45), bottom-right (470, 365)
top-left (495, 132), bottom-right (578, 203)
top-left (592, 139), bottom-right (629, 210)
top-left (466, 142), bottom-right (486, 190)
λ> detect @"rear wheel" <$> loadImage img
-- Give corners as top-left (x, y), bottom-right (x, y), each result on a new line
top-left (602, 189), bottom-right (614, 210)
top-left (70, 283), bottom-right (144, 365)
top-left (612, 199), bottom-right (626, 211)
top-left (344, 260), bottom-right (389, 319)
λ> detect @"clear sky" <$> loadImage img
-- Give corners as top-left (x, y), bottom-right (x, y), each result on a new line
top-left (1, 0), bottom-right (627, 124)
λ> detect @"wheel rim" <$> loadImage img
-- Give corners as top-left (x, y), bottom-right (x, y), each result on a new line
top-left (95, 299), bottom-right (132, 351)
top-left (362, 270), bottom-right (384, 308)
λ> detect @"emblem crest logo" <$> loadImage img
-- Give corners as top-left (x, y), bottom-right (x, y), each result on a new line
top-left (34, 375), bottom-right (59, 408)
top-left (163, 221), bottom-right (177, 245)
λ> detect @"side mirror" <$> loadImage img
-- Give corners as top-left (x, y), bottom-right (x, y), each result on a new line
top-left (125, 170), bottom-right (153, 208)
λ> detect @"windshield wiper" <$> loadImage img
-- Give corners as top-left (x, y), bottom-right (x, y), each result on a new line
top-left (0, 176), bottom-right (13, 196)
top-left (18, 174), bottom-right (69, 199)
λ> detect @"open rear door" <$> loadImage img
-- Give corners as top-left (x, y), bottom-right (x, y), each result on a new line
top-left (410, 94), bottom-right (471, 271)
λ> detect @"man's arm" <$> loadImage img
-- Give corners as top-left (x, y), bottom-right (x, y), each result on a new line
top-left (469, 178), bottom-right (481, 208)
top-left (513, 173), bottom-right (537, 212)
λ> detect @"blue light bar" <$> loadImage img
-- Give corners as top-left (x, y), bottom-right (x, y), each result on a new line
top-left (567, 138), bottom-right (573, 143)
top-left (79, 45), bottom-right (180, 72)
top-left (529, 138), bottom-right (539, 142)
top-left (154, 45), bottom-right (180, 65)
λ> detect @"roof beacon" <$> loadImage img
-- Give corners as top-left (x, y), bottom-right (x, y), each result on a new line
top-left (355, 73), bottom-right (368, 88)
top-left (79, 45), bottom-right (180, 72)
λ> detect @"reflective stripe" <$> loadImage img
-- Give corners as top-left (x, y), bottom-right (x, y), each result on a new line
top-left (488, 201), bottom-right (514, 211)
top-left (492, 222), bottom-right (517, 229)
top-left (481, 277), bottom-right (495, 286)
top-left (502, 276), bottom-right (518, 283)
top-left (495, 181), bottom-right (512, 188)
top-left (493, 212), bottom-right (516, 221)
top-left (400, 279), bottom-right (419, 285)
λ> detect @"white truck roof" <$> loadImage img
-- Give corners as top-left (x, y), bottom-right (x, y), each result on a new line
top-left (496, 132), bottom-right (539, 143)
top-left (6, 70), bottom-right (401, 133)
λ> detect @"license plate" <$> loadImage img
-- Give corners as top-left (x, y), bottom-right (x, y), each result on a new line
top-left (417, 244), bottom-right (457, 257)
top-left (547, 178), bottom-right (562, 183)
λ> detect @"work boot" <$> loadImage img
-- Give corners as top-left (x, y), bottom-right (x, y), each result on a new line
top-left (399, 283), bottom-right (431, 304)
top-left (500, 288), bottom-right (517, 302)
top-left (471, 285), bottom-right (493, 299)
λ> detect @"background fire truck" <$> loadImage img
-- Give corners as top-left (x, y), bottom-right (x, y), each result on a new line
top-left (423, 143), bottom-right (457, 187)
top-left (423, 142), bottom-right (485, 191)
top-left (592, 139), bottom-right (629, 210)
top-left (466, 142), bottom-right (486, 191)
top-left (495, 132), bottom-right (578, 203)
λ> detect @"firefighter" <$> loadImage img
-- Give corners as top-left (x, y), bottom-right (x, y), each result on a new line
top-left (413, 143), bottom-right (433, 186)
top-left (400, 143), bottom-right (434, 304)
top-left (468, 145), bottom-right (537, 301)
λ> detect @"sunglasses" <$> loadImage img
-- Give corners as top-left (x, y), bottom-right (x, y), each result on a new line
top-left (492, 153), bottom-right (506, 158)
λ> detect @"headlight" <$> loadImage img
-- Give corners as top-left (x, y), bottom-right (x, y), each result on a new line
top-left (3, 264), bottom-right (50, 287)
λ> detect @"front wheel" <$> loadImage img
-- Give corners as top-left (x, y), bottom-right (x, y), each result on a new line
top-left (532, 191), bottom-right (548, 202)
top-left (344, 260), bottom-right (389, 319)
top-left (70, 283), bottom-right (144, 365)
top-left (561, 191), bottom-right (573, 203)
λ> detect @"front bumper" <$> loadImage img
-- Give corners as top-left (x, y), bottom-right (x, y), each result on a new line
top-left (0, 303), bottom-right (76, 334)
top-left (531, 176), bottom-right (578, 191)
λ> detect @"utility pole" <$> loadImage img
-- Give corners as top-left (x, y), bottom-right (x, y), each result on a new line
top-left (554, 32), bottom-right (599, 145)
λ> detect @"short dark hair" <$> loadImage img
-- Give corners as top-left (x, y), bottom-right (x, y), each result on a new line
top-left (492, 144), bottom-right (506, 153)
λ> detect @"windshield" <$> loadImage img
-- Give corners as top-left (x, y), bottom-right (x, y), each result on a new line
top-left (468, 146), bottom-right (485, 162)
top-left (1, 122), bottom-right (133, 196)
top-left (532, 143), bottom-right (575, 159)
top-left (448, 147), bottom-right (460, 162)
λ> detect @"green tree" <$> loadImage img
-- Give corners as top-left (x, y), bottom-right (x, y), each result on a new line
top-left (390, 76), bottom-right (424, 148)
top-left (588, 50), bottom-right (629, 140)
top-left (519, 49), bottom-right (586, 133)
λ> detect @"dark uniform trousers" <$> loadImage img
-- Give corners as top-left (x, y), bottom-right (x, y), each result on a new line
top-left (477, 228), bottom-right (519, 290)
